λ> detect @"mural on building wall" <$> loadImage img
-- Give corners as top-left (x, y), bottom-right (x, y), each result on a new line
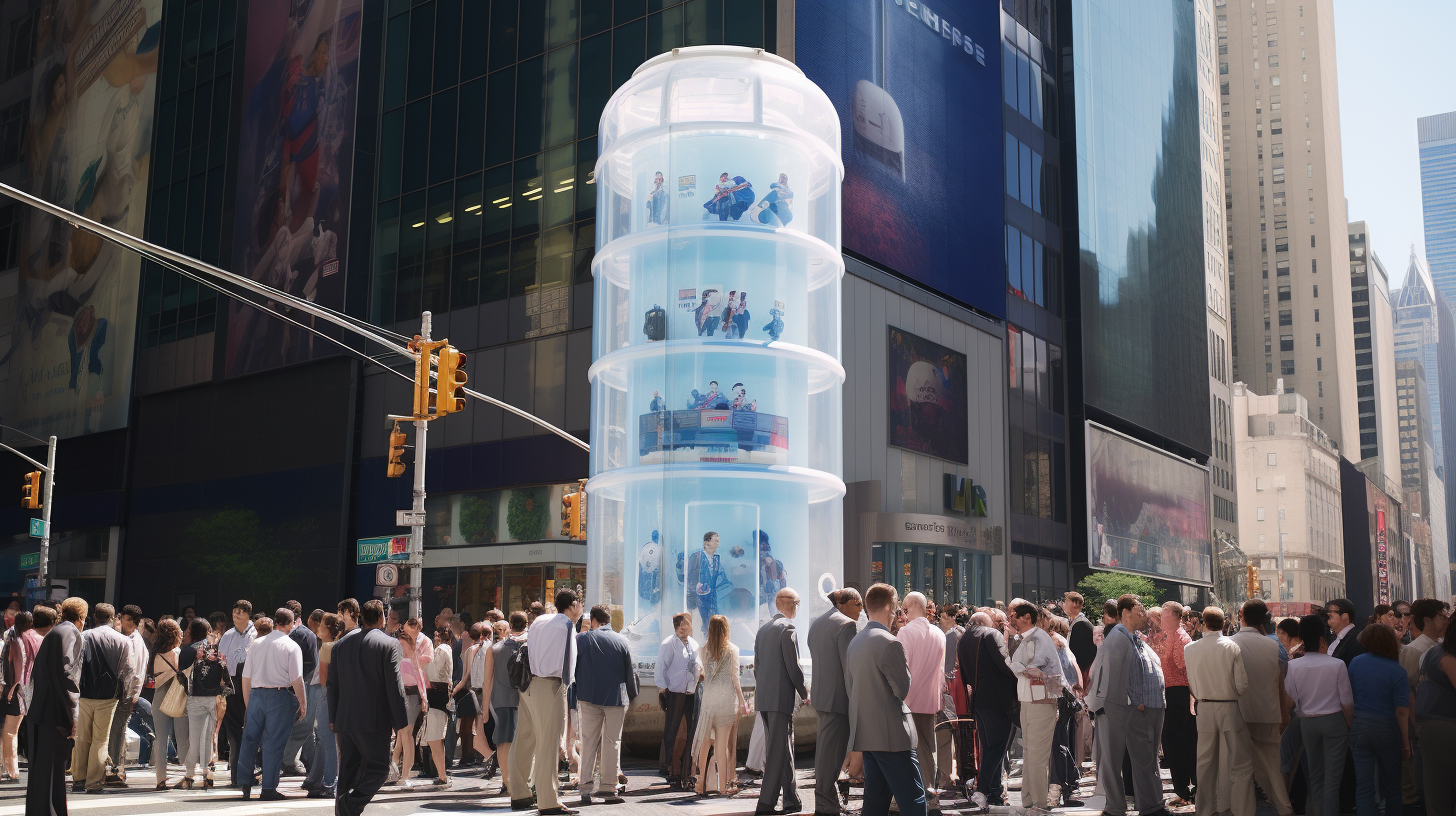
top-left (8, 0), bottom-right (163, 439)
top-left (888, 327), bottom-right (968, 464)
top-left (1086, 422), bottom-right (1213, 586)
top-left (225, 0), bottom-right (362, 376)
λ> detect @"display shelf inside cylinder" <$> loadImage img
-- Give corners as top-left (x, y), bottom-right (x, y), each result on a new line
top-left (586, 46), bottom-right (845, 668)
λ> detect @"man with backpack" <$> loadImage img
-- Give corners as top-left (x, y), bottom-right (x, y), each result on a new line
top-left (72, 603), bottom-right (135, 793)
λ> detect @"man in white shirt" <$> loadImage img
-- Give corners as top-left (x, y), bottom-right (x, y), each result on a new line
top-left (508, 588), bottom-right (583, 816)
top-left (220, 600), bottom-right (257, 788)
top-left (1399, 599), bottom-right (1449, 807)
top-left (236, 610), bottom-right (306, 801)
top-left (1007, 601), bottom-right (1061, 813)
top-left (105, 604), bottom-right (149, 787)
top-left (1285, 616), bottom-right (1354, 816)
top-left (1184, 607), bottom-right (1254, 816)
top-left (655, 612), bottom-right (700, 789)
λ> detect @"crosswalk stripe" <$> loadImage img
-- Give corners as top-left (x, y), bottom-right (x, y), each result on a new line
top-left (0, 795), bottom-right (171, 815)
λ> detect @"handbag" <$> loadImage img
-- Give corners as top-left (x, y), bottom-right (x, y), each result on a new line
top-left (454, 686), bottom-right (480, 719)
top-left (157, 655), bottom-right (190, 719)
top-left (426, 681), bottom-right (450, 710)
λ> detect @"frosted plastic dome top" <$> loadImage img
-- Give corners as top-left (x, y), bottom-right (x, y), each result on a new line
top-left (598, 45), bottom-right (841, 164)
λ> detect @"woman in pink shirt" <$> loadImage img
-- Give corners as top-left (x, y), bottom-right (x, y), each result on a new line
top-left (895, 592), bottom-right (946, 808)
top-left (1, 611), bottom-right (41, 781)
top-left (390, 618), bottom-right (432, 784)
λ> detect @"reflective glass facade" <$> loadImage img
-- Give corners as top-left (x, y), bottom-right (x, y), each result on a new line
top-left (1068, 0), bottom-right (1209, 457)
top-left (1419, 112), bottom-right (1456, 306)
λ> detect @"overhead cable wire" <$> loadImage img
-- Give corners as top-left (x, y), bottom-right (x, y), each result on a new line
top-left (0, 182), bottom-right (590, 452)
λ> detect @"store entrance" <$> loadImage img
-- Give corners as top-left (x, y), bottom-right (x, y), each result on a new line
top-left (870, 543), bottom-right (993, 608)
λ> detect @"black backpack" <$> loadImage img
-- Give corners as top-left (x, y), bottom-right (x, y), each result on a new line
top-left (80, 640), bottom-right (119, 701)
top-left (507, 642), bottom-right (532, 693)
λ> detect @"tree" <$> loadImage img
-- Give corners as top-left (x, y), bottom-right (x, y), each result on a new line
top-left (1076, 572), bottom-right (1161, 615)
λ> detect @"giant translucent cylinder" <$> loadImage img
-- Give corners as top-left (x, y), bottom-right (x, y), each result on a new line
top-left (586, 47), bottom-right (845, 665)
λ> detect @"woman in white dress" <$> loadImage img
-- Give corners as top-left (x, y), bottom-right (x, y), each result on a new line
top-left (691, 614), bottom-right (748, 796)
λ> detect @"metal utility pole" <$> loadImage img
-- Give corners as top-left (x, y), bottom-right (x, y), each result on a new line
top-left (39, 436), bottom-right (55, 602)
top-left (1275, 484), bottom-right (1287, 609)
top-left (409, 312), bottom-right (431, 622)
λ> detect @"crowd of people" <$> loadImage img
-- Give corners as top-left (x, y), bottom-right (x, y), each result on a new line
top-left (0, 584), bottom-right (1452, 816)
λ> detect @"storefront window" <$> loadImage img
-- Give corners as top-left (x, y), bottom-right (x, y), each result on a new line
top-left (425, 483), bottom-right (583, 547)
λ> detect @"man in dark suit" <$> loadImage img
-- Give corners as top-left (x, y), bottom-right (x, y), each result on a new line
top-left (686, 532), bottom-right (733, 635)
top-left (27, 598), bottom-right (86, 816)
top-left (575, 604), bottom-right (638, 806)
top-left (846, 583), bottom-right (925, 816)
top-left (1326, 598), bottom-right (1365, 665)
top-left (1065, 592), bottom-right (1097, 771)
top-left (327, 599), bottom-right (408, 816)
top-left (753, 587), bottom-right (808, 816)
top-left (957, 610), bottom-right (1018, 807)
top-left (808, 588), bottom-right (860, 816)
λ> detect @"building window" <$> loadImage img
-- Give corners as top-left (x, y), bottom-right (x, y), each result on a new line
top-left (1278, 286), bottom-right (1291, 302)
top-left (1281, 359), bottom-right (1295, 375)
top-left (1314, 308), bottom-right (1319, 322)
top-left (0, 101), bottom-right (24, 168)
top-left (5, 11), bottom-right (36, 79)
top-left (1316, 357), bottom-right (1322, 371)
top-left (1315, 333), bottom-right (1320, 346)
top-left (1258, 507), bottom-right (1266, 521)
top-left (1312, 284), bottom-right (1318, 297)
top-left (0, 203), bottom-right (19, 270)
top-left (1280, 335), bottom-right (1294, 352)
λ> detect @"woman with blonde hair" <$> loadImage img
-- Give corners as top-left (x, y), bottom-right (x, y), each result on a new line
top-left (691, 614), bottom-right (748, 797)
top-left (149, 619), bottom-right (183, 790)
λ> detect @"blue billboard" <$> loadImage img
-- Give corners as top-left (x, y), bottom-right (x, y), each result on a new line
top-left (796, 0), bottom-right (1004, 318)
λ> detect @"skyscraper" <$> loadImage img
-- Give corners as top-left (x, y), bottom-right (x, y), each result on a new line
top-left (1419, 112), bottom-right (1456, 302)
top-left (1220, 0), bottom-right (1359, 456)
top-left (1346, 222), bottom-right (1399, 486)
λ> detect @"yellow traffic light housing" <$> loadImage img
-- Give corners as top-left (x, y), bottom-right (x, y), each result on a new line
top-left (576, 479), bottom-right (587, 539)
top-left (436, 345), bottom-right (468, 415)
top-left (412, 339), bottom-right (448, 419)
top-left (560, 490), bottom-right (579, 538)
top-left (386, 423), bottom-right (408, 479)
top-left (21, 471), bottom-right (40, 510)
top-left (1246, 564), bottom-right (1260, 599)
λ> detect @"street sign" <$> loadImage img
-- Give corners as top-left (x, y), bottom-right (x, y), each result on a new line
top-left (396, 509), bottom-right (427, 527)
top-left (375, 563), bottom-right (400, 587)
top-left (18, 552), bottom-right (38, 569)
top-left (28, 518), bottom-right (46, 538)
top-left (357, 536), bottom-right (411, 565)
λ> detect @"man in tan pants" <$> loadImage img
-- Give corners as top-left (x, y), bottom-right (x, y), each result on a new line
top-left (1184, 607), bottom-right (1255, 816)
top-left (1007, 602), bottom-right (1062, 810)
top-left (1231, 600), bottom-right (1294, 816)
top-left (508, 589), bottom-right (583, 815)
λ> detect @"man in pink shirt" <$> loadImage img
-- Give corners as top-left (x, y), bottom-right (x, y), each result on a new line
top-left (896, 592), bottom-right (946, 812)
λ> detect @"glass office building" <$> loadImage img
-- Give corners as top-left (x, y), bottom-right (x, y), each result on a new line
top-left (1420, 112), bottom-right (1456, 304)
top-left (1062, 0), bottom-right (1216, 594)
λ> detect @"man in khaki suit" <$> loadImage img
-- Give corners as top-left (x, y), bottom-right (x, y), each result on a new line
top-left (1184, 607), bottom-right (1255, 816)
top-left (1231, 600), bottom-right (1293, 816)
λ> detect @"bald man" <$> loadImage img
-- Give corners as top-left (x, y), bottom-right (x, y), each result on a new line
top-left (754, 588), bottom-right (809, 816)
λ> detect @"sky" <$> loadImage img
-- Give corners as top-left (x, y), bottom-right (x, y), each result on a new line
top-left (1334, 0), bottom-right (1456, 289)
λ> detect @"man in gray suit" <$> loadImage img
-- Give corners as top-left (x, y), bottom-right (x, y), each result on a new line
top-left (808, 588), bottom-right (861, 816)
top-left (846, 584), bottom-right (926, 816)
top-left (1086, 595), bottom-right (1171, 816)
top-left (754, 587), bottom-right (809, 816)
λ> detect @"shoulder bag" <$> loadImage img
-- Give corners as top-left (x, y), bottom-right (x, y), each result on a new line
top-left (508, 641), bottom-right (532, 693)
top-left (157, 654), bottom-right (190, 719)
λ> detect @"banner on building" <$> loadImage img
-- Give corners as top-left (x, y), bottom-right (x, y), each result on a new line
top-left (225, 0), bottom-right (362, 377)
top-left (888, 327), bottom-right (968, 464)
top-left (7, 0), bottom-right (163, 439)
top-left (1086, 421), bottom-right (1213, 586)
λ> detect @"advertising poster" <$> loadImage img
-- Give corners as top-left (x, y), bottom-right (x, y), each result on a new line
top-left (888, 327), bottom-right (968, 464)
top-left (8, 0), bottom-right (163, 440)
top-left (225, 0), bottom-right (362, 376)
top-left (1086, 422), bottom-right (1213, 586)
top-left (795, 0), bottom-right (1004, 317)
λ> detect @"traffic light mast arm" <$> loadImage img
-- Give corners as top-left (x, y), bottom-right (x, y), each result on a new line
top-left (0, 441), bottom-right (50, 474)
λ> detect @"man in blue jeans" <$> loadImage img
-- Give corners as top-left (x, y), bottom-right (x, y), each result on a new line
top-left (237, 610), bottom-right (307, 801)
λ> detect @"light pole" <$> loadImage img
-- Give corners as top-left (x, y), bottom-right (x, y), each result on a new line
top-left (1275, 483), bottom-right (1287, 609)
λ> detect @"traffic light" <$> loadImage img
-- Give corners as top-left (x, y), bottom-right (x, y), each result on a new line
top-left (1246, 563), bottom-right (1260, 599)
top-left (386, 423), bottom-right (408, 478)
top-left (560, 490), bottom-right (579, 539)
top-left (436, 345), bottom-right (468, 415)
top-left (412, 340), bottom-right (447, 418)
top-left (21, 471), bottom-right (40, 510)
top-left (576, 478), bottom-right (587, 539)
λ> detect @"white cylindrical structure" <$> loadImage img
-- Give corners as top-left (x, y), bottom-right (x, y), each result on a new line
top-left (586, 46), bottom-right (845, 667)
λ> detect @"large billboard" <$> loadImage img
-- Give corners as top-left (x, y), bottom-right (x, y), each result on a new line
top-left (225, 0), bottom-right (362, 377)
top-left (888, 326), bottom-right (968, 464)
top-left (1086, 422), bottom-right (1212, 586)
top-left (795, 0), bottom-right (1005, 318)
top-left (8, 0), bottom-right (163, 439)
